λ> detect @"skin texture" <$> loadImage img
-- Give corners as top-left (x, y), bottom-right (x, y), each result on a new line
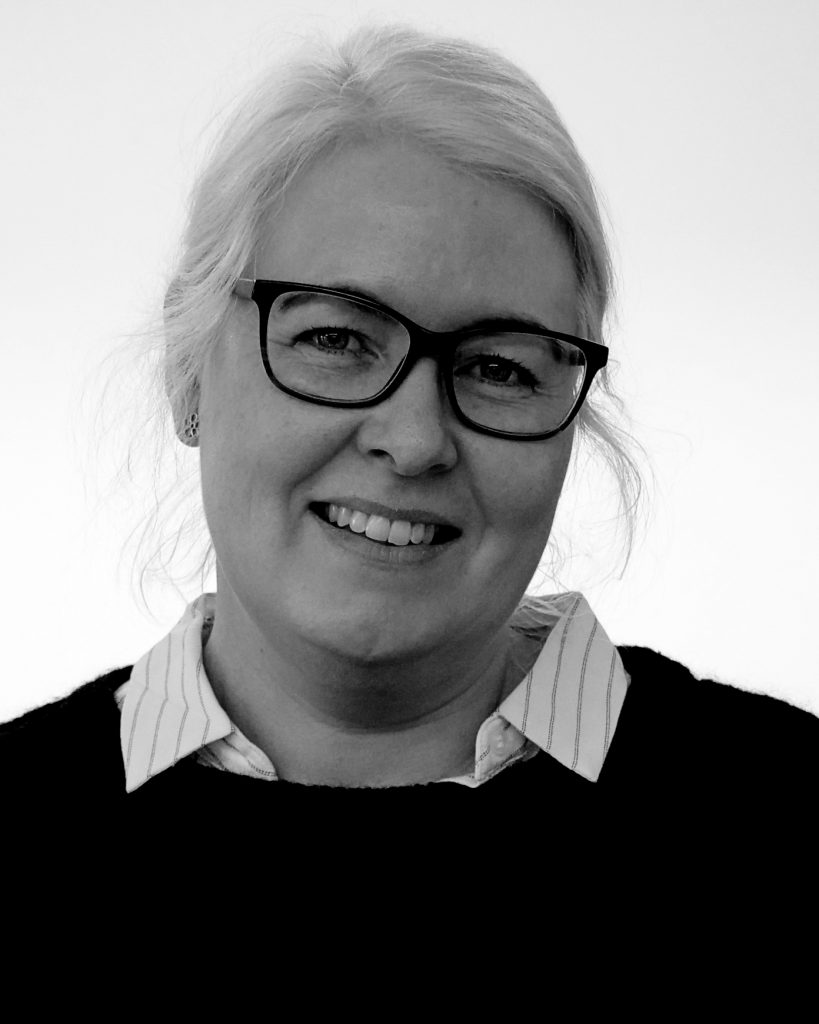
top-left (194, 138), bottom-right (579, 786)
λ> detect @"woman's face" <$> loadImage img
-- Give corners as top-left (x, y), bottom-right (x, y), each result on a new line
top-left (197, 139), bottom-right (579, 665)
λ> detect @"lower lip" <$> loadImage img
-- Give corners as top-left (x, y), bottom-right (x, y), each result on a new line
top-left (309, 509), bottom-right (458, 567)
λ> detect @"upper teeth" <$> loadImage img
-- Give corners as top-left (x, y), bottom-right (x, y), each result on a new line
top-left (327, 504), bottom-right (438, 546)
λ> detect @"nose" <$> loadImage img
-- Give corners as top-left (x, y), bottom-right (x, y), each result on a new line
top-left (355, 358), bottom-right (459, 476)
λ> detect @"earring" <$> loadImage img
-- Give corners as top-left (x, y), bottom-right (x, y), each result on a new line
top-left (183, 411), bottom-right (200, 442)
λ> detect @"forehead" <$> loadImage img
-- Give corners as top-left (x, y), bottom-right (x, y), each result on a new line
top-left (256, 140), bottom-right (578, 332)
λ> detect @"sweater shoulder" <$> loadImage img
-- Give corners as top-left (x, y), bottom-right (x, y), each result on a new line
top-left (0, 667), bottom-right (133, 735)
top-left (617, 643), bottom-right (817, 721)
top-left (613, 644), bottom-right (818, 779)
top-left (0, 667), bottom-right (132, 789)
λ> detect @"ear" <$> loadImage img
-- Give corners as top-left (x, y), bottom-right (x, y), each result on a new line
top-left (166, 361), bottom-right (200, 447)
top-left (163, 278), bottom-right (200, 446)
top-left (169, 382), bottom-right (201, 447)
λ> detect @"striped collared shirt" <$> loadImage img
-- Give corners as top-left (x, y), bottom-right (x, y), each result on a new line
top-left (115, 592), bottom-right (629, 793)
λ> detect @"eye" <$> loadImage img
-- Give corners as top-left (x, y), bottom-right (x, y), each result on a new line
top-left (457, 353), bottom-right (541, 389)
top-left (296, 327), bottom-right (368, 354)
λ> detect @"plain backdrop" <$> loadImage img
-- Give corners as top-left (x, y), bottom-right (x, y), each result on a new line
top-left (1, 0), bottom-right (818, 721)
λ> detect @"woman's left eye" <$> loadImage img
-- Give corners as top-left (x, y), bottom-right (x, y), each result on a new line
top-left (309, 328), bottom-right (358, 350)
top-left (458, 354), bottom-right (540, 388)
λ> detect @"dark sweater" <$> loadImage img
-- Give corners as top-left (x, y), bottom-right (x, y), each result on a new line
top-left (2, 644), bottom-right (816, 976)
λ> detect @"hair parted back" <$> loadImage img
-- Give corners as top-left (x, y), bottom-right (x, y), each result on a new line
top-left (120, 19), bottom-right (648, 611)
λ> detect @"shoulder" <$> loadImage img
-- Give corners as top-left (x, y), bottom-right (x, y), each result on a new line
top-left (0, 666), bottom-right (132, 735)
top-left (613, 644), bottom-right (818, 782)
top-left (0, 666), bottom-right (133, 799)
top-left (617, 643), bottom-right (817, 722)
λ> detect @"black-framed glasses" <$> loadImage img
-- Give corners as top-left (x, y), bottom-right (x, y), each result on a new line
top-left (233, 278), bottom-right (608, 441)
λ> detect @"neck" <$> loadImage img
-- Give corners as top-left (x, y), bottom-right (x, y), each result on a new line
top-left (202, 594), bottom-right (524, 788)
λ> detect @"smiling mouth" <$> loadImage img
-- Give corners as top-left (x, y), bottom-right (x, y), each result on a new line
top-left (309, 503), bottom-right (461, 547)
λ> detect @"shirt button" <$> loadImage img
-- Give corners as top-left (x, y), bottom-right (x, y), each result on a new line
top-left (486, 719), bottom-right (523, 761)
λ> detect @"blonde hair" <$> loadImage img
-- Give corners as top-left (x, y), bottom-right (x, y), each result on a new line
top-left (105, 20), bottom-right (649, 611)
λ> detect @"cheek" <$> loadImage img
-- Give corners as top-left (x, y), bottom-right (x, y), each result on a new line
top-left (198, 337), bottom-right (277, 526)
top-left (480, 432), bottom-right (573, 536)
top-left (198, 344), bottom-right (350, 523)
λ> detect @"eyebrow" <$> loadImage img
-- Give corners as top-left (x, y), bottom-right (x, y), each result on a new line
top-left (320, 279), bottom-right (555, 335)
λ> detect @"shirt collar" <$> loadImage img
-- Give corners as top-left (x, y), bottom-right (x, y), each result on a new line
top-left (498, 592), bottom-right (628, 781)
top-left (117, 592), bottom-right (628, 793)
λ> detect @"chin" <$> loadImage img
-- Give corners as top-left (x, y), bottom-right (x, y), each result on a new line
top-left (301, 608), bottom-right (442, 666)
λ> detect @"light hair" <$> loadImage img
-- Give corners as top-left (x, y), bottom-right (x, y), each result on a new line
top-left (101, 20), bottom-right (650, 613)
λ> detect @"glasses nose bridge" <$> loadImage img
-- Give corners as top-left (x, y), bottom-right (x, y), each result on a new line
top-left (385, 318), bottom-right (455, 414)
top-left (401, 317), bottom-right (459, 374)
top-left (377, 317), bottom-right (462, 424)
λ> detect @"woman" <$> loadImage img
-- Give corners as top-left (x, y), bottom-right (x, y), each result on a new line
top-left (2, 22), bottom-right (815, 888)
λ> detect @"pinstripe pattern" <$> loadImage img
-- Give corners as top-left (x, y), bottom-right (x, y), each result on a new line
top-left (604, 649), bottom-right (617, 755)
top-left (495, 592), bottom-right (629, 783)
top-left (573, 620), bottom-right (599, 769)
top-left (116, 591), bottom-right (629, 793)
top-left (118, 597), bottom-right (231, 791)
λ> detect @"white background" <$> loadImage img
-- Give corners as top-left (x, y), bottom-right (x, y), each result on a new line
top-left (1, 0), bottom-right (817, 721)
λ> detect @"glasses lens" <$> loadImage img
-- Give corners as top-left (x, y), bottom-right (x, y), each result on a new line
top-left (452, 333), bottom-right (586, 435)
top-left (264, 292), bottom-right (586, 435)
top-left (266, 292), bottom-right (409, 401)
